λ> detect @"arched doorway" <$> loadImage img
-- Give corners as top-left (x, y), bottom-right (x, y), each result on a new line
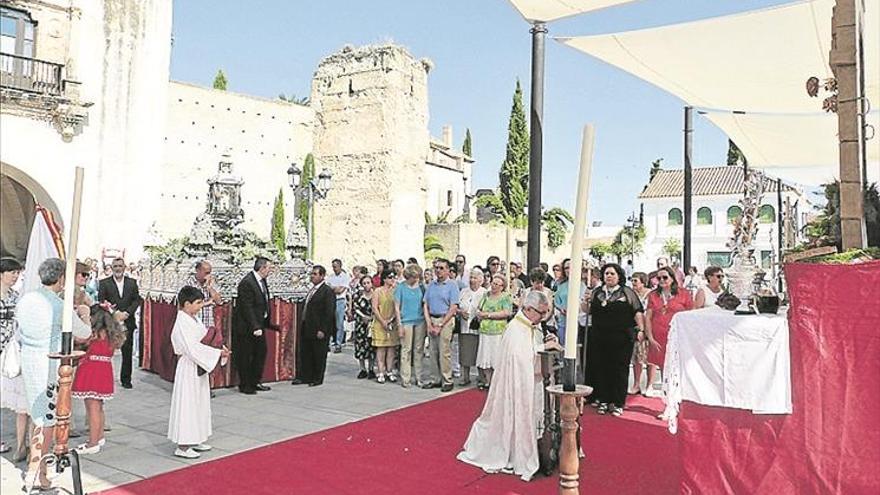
top-left (0, 162), bottom-right (62, 262)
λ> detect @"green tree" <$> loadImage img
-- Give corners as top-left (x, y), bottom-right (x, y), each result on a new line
top-left (474, 80), bottom-right (530, 228)
top-left (462, 128), bottom-right (473, 157)
top-left (804, 181), bottom-right (880, 249)
top-left (542, 207), bottom-right (574, 250)
top-left (726, 139), bottom-right (747, 166)
top-left (270, 189), bottom-right (286, 259)
top-left (213, 69), bottom-right (228, 90)
top-left (589, 242), bottom-right (612, 260)
top-left (294, 154), bottom-right (316, 257)
top-left (610, 224), bottom-right (646, 262)
top-left (424, 234), bottom-right (446, 262)
top-left (663, 238), bottom-right (682, 260)
top-left (279, 93), bottom-right (310, 105)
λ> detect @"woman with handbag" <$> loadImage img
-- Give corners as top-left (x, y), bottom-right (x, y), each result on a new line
top-left (0, 257), bottom-right (29, 461)
top-left (474, 274), bottom-right (513, 390)
top-left (457, 268), bottom-right (486, 386)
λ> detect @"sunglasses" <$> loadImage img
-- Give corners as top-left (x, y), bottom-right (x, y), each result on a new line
top-left (658, 275), bottom-right (671, 281)
top-left (713, 274), bottom-right (725, 279)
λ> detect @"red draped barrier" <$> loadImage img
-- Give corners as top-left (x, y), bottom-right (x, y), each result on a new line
top-left (678, 260), bottom-right (880, 494)
top-left (141, 297), bottom-right (302, 389)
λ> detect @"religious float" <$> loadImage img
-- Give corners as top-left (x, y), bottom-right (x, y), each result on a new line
top-left (138, 155), bottom-right (312, 388)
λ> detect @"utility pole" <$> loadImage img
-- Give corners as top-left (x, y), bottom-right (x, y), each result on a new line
top-left (830, 0), bottom-right (867, 248)
top-left (527, 22), bottom-right (547, 271)
top-left (683, 106), bottom-right (693, 270)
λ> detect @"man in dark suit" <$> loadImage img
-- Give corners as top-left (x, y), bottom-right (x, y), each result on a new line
top-left (98, 257), bottom-right (143, 389)
top-left (292, 265), bottom-right (336, 387)
top-left (232, 257), bottom-right (273, 395)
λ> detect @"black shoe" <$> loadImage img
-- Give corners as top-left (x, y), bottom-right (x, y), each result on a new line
top-left (239, 387), bottom-right (257, 395)
top-left (357, 370), bottom-right (368, 379)
top-left (210, 391), bottom-right (216, 399)
top-left (255, 384), bottom-right (271, 391)
top-left (332, 346), bottom-right (342, 354)
top-left (121, 382), bottom-right (133, 389)
top-left (420, 382), bottom-right (438, 389)
top-left (367, 371), bottom-right (377, 379)
top-left (441, 382), bottom-right (454, 393)
top-left (291, 378), bottom-right (307, 385)
top-left (308, 381), bottom-right (323, 387)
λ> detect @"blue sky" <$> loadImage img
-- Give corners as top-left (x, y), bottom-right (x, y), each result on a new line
top-left (170, 0), bottom-right (793, 225)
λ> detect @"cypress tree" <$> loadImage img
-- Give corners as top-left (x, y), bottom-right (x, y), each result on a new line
top-left (270, 189), bottom-right (285, 257)
top-left (462, 128), bottom-right (473, 157)
top-left (213, 69), bottom-right (228, 90)
top-left (498, 80), bottom-right (530, 228)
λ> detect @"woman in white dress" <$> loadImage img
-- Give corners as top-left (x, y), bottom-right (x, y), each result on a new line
top-left (474, 275), bottom-right (513, 390)
top-left (694, 266), bottom-right (726, 308)
top-left (457, 269), bottom-right (486, 386)
top-left (0, 258), bottom-right (29, 461)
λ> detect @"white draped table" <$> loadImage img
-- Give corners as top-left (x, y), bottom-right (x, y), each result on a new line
top-left (662, 306), bottom-right (791, 433)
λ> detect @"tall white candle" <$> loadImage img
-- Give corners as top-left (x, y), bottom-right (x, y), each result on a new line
top-left (61, 167), bottom-right (85, 339)
top-left (563, 125), bottom-right (594, 360)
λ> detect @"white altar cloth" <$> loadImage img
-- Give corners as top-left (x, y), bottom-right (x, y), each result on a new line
top-left (662, 306), bottom-right (791, 434)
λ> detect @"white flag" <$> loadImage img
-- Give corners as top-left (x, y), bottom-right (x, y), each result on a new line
top-left (20, 207), bottom-right (64, 294)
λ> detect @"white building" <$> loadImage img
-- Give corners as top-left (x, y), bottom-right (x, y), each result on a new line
top-left (638, 166), bottom-right (804, 271)
top-left (424, 125), bottom-right (474, 222)
top-left (0, 0), bottom-right (171, 261)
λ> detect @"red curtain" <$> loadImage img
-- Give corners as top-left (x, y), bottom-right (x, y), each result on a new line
top-left (678, 260), bottom-right (880, 494)
top-left (141, 297), bottom-right (302, 389)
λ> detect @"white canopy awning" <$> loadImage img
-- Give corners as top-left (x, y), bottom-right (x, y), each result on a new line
top-left (557, 0), bottom-right (879, 185)
top-left (506, 0), bottom-right (639, 23)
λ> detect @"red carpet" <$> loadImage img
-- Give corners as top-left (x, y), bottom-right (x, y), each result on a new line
top-left (97, 390), bottom-right (679, 495)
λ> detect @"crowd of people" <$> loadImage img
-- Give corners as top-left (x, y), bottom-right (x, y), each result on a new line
top-left (0, 250), bottom-right (729, 482)
top-left (0, 256), bottom-right (139, 489)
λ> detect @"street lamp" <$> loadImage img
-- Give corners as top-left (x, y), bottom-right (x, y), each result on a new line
top-left (286, 162), bottom-right (333, 258)
top-left (626, 212), bottom-right (639, 265)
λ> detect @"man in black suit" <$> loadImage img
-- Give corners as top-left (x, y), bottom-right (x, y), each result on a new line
top-left (232, 257), bottom-right (273, 395)
top-left (292, 265), bottom-right (336, 387)
top-left (97, 257), bottom-right (143, 389)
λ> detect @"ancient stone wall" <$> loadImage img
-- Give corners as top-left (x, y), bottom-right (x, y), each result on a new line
top-left (311, 44), bottom-right (430, 266)
top-left (158, 81), bottom-right (314, 241)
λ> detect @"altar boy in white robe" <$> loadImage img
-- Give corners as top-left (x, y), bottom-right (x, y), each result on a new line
top-left (168, 286), bottom-right (230, 459)
top-left (457, 290), bottom-right (562, 481)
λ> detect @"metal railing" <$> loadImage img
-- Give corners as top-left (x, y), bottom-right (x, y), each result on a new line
top-left (0, 52), bottom-right (64, 96)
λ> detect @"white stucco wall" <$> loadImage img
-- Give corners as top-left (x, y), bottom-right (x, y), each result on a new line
top-left (157, 81), bottom-right (313, 241)
top-left (639, 192), bottom-right (801, 272)
top-left (424, 162), bottom-right (467, 221)
top-left (0, 0), bottom-right (172, 260)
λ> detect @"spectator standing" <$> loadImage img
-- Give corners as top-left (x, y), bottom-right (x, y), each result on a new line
top-left (395, 264), bottom-right (426, 388)
top-left (97, 257), bottom-right (142, 389)
top-left (475, 274), bottom-right (513, 389)
top-left (457, 268), bottom-right (486, 386)
top-left (422, 258), bottom-right (460, 392)
top-left (326, 259), bottom-right (351, 353)
top-left (371, 270), bottom-right (399, 383)
top-left (352, 275), bottom-right (376, 379)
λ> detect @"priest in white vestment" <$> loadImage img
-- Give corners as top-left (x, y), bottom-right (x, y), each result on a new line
top-left (167, 286), bottom-right (230, 459)
top-left (457, 290), bottom-right (561, 481)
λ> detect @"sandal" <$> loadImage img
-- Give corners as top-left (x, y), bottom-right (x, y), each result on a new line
top-left (377, 374), bottom-right (386, 384)
top-left (387, 373), bottom-right (398, 383)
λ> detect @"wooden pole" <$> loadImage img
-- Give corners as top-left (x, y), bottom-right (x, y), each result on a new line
top-left (831, 0), bottom-right (867, 248)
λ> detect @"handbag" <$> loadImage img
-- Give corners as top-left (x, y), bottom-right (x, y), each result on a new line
top-left (469, 294), bottom-right (486, 331)
top-left (1, 339), bottom-right (21, 378)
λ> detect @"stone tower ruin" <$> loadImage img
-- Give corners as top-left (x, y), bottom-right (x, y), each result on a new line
top-left (310, 44), bottom-right (431, 264)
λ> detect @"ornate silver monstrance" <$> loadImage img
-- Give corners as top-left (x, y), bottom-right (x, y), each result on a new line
top-left (726, 169), bottom-right (765, 313)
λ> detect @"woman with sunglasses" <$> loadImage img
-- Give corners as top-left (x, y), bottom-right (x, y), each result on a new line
top-left (644, 266), bottom-right (694, 401)
top-left (694, 266), bottom-right (725, 308)
top-left (586, 263), bottom-right (645, 417)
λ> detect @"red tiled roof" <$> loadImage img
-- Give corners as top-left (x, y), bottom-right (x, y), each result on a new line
top-left (638, 166), bottom-right (798, 199)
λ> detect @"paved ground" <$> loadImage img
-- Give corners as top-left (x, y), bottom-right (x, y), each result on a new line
top-left (0, 347), bottom-right (463, 494)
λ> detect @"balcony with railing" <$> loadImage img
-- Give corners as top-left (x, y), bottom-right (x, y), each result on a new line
top-left (0, 52), bottom-right (64, 96)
